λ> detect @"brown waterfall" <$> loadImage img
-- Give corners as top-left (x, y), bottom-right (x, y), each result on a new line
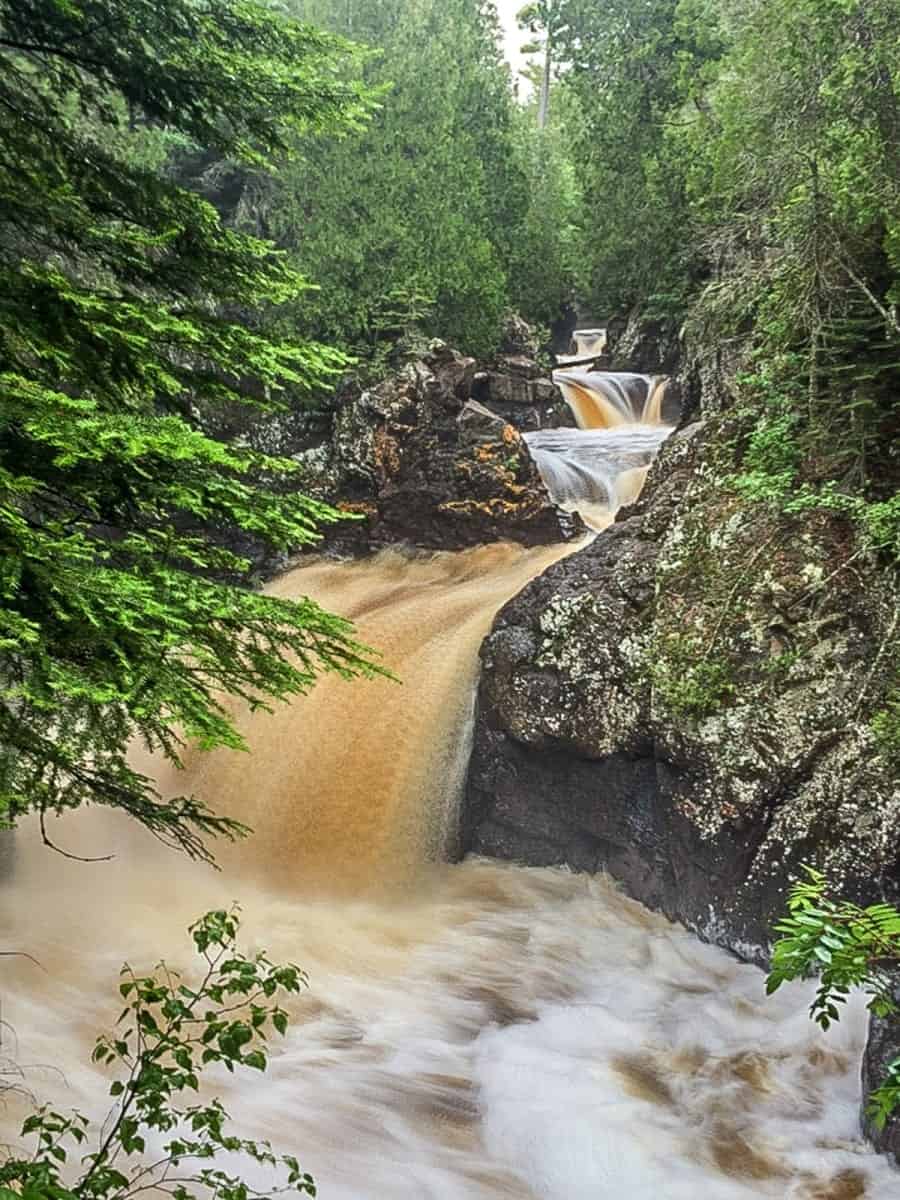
top-left (642, 377), bottom-right (669, 425)
top-left (557, 377), bottom-right (630, 429)
top-left (137, 542), bottom-right (575, 895)
top-left (2, 350), bottom-right (898, 1199)
top-left (523, 364), bottom-right (674, 529)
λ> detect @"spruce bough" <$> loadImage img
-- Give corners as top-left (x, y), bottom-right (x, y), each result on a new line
top-left (0, 0), bottom-right (382, 857)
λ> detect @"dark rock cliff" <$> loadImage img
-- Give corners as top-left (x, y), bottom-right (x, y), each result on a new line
top-left (205, 337), bottom-right (578, 574)
top-left (461, 329), bottom-right (900, 1153)
top-left (462, 346), bottom-right (899, 962)
top-left (863, 969), bottom-right (900, 1159)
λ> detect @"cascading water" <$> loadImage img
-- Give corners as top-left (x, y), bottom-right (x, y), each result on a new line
top-left (3, 369), bottom-right (898, 1198)
top-left (524, 353), bottom-right (674, 530)
top-left (556, 329), bottom-right (607, 364)
top-left (524, 424), bottom-right (671, 528)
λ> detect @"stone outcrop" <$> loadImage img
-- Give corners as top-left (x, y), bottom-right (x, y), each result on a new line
top-left (462, 352), bottom-right (900, 968)
top-left (470, 354), bottom-right (570, 427)
top-left (292, 341), bottom-right (580, 556)
top-left (200, 336), bottom-right (578, 572)
top-left (607, 308), bottom-right (681, 375)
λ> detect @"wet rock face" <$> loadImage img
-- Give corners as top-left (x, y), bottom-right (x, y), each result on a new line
top-left (297, 342), bottom-right (579, 555)
top-left (206, 338), bottom-right (578, 571)
top-left (462, 365), bottom-right (900, 968)
top-left (608, 309), bottom-right (680, 375)
top-left (469, 355), bottom-right (573, 431)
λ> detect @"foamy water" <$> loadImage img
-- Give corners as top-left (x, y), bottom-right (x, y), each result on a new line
top-left (2, 836), bottom-right (894, 1199)
top-left (2, 544), bottom-right (897, 1199)
top-left (524, 369), bottom-right (673, 528)
top-left (524, 424), bottom-right (671, 527)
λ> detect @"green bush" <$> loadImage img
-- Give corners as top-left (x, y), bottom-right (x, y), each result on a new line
top-left (767, 867), bottom-right (900, 1131)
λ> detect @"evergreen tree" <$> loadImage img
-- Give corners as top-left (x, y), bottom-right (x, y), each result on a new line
top-left (505, 93), bottom-right (582, 328)
top-left (552, 0), bottom-right (710, 317)
top-left (553, 0), bottom-right (899, 552)
top-left (516, 0), bottom-right (569, 130)
top-left (268, 0), bottom-right (523, 358)
top-left (0, 0), bottom-right (382, 858)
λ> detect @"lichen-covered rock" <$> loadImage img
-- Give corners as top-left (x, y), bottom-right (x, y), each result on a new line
top-left (462, 362), bottom-right (900, 966)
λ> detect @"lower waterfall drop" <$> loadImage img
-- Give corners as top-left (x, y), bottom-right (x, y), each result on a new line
top-left (2, 442), bottom-right (897, 1199)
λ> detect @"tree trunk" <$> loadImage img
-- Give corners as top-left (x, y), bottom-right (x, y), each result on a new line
top-left (537, 39), bottom-right (551, 128)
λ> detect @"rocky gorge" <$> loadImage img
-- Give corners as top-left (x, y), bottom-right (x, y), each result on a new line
top-left (8, 0), bottom-right (900, 1193)
top-left (275, 314), bottom-right (900, 1157)
top-left (176, 300), bottom-right (900, 1159)
top-left (460, 326), bottom-right (900, 1156)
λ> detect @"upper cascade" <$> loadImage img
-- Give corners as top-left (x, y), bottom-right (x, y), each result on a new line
top-left (553, 368), bottom-right (669, 429)
top-left (523, 330), bottom-right (675, 529)
top-left (555, 328), bottom-right (607, 365)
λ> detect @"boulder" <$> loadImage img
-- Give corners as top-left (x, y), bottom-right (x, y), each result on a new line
top-left (457, 399), bottom-right (510, 443)
top-left (498, 311), bottom-right (543, 357)
top-left (297, 341), bottom-right (579, 554)
top-left (469, 371), bottom-right (573, 432)
top-left (481, 370), bottom-right (540, 407)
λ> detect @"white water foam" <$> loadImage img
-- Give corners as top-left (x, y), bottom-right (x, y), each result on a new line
top-left (2, 543), bottom-right (897, 1200)
top-left (524, 424), bottom-right (672, 527)
top-left (2, 836), bottom-right (897, 1200)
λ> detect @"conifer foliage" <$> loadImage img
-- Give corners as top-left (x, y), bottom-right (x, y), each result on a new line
top-left (0, 0), bottom-right (382, 857)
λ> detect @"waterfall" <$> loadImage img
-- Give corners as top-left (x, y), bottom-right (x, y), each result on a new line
top-left (137, 542), bottom-right (578, 892)
top-left (2, 540), bottom-right (897, 1199)
top-left (556, 329), bottom-right (607, 364)
top-left (524, 341), bottom-right (675, 529)
top-left (524, 426), bottom-right (670, 529)
top-left (3, 327), bottom-right (897, 1198)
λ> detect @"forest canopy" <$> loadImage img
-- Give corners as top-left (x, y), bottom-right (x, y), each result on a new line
top-left (548, 0), bottom-right (900, 556)
top-left (1, 0), bottom-right (898, 858)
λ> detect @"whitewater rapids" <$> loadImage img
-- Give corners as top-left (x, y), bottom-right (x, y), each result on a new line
top-left (2, 544), bottom-right (897, 1199)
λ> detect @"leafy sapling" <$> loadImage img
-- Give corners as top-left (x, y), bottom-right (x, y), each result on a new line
top-left (0, 908), bottom-right (316, 1200)
top-left (766, 866), bottom-right (900, 1129)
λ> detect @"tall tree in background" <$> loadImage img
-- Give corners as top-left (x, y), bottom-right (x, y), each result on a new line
top-left (551, 0), bottom-right (713, 318)
top-left (193, 0), bottom-right (582, 358)
top-left (264, 0), bottom-right (525, 358)
top-left (0, 0), bottom-right (383, 858)
top-left (516, 0), bottom-right (569, 129)
top-left (505, 88), bottom-right (582, 327)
